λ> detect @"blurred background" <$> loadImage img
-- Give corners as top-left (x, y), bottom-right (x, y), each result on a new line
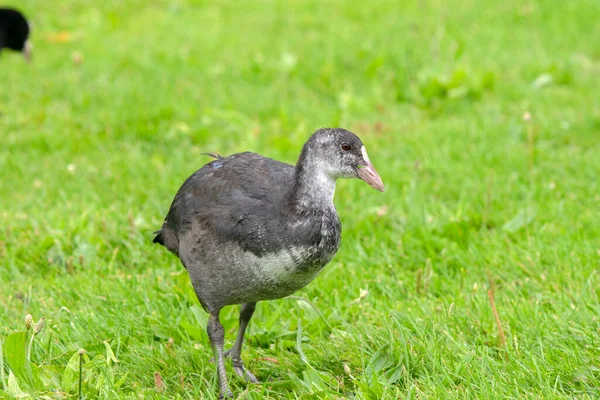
top-left (1, 0), bottom-right (599, 398)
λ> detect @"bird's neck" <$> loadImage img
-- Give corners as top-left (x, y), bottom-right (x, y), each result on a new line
top-left (289, 157), bottom-right (337, 214)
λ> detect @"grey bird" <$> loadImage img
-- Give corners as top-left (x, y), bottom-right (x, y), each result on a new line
top-left (153, 128), bottom-right (384, 398)
top-left (0, 8), bottom-right (32, 62)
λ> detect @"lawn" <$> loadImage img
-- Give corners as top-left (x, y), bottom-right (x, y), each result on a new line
top-left (1, 0), bottom-right (599, 398)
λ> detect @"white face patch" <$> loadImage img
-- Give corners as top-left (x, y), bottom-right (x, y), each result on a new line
top-left (361, 146), bottom-right (371, 164)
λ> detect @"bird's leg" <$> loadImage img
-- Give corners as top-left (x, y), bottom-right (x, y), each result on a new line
top-left (207, 311), bottom-right (233, 399)
top-left (225, 302), bottom-right (259, 383)
top-left (224, 303), bottom-right (259, 382)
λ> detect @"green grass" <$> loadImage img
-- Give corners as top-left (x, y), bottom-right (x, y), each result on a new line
top-left (1, 0), bottom-right (600, 398)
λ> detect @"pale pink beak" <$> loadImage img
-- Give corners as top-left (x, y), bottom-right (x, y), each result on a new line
top-left (356, 146), bottom-right (385, 192)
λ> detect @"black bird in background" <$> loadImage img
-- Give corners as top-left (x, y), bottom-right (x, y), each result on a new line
top-left (0, 7), bottom-right (31, 61)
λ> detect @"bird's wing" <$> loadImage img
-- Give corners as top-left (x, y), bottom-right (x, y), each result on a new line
top-left (155, 152), bottom-right (318, 255)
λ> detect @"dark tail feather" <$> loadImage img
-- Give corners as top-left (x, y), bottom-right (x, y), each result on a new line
top-left (153, 229), bottom-right (164, 245)
top-left (152, 227), bottom-right (179, 256)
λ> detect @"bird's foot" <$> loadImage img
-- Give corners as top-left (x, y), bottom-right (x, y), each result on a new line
top-left (213, 349), bottom-right (259, 383)
top-left (231, 359), bottom-right (259, 384)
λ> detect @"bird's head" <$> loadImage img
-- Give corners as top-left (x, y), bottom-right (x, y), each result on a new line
top-left (300, 128), bottom-right (385, 192)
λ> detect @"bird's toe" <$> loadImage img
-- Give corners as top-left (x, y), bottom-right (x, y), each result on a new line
top-left (244, 368), bottom-right (260, 384)
top-left (232, 360), bottom-right (260, 383)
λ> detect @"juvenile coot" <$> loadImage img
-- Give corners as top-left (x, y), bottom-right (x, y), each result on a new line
top-left (0, 8), bottom-right (31, 61)
top-left (154, 128), bottom-right (384, 397)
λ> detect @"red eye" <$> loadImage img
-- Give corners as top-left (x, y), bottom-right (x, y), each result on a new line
top-left (341, 143), bottom-right (351, 151)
